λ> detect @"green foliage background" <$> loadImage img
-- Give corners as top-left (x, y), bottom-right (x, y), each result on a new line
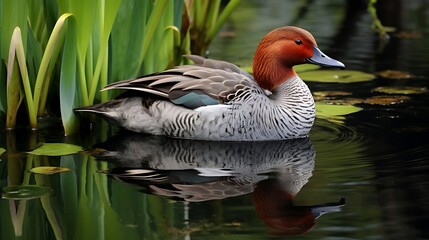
top-left (0, 0), bottom-right (239, 135)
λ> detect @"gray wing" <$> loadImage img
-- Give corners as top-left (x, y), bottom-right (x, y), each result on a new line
top-left (102, 55), bottom-right (257, 109)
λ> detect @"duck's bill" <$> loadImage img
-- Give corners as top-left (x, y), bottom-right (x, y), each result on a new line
top-left (306, 46), bottom-right (345, 69)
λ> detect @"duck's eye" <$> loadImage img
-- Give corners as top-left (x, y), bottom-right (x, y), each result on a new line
top-left (295, 39), bottom-right (303, 45)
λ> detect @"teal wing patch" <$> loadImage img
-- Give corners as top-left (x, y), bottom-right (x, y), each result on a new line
top-left (169, 90), bottom-right (219, 109)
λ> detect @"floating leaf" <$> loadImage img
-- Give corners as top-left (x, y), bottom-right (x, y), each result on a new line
top-left (315, 102), bottom-right (362, 124)
top-left (314, 91), bottom-right (352, 97)
top-left (2, 185), bottom-right (51, 200)
top-left (294, 64), bottom-right (320, 73)
top-left (375, 70), bottom-right (414, 79)
top-left (301, 70), bottom-right (375, 83)
top-left (316, 103), bottom-right (362, 117)
top-left (394, 31), bottom-right (422, 39)
top-left (359, 95), bottom-right (411, 105)
top-left (372, 86), bottom-right (427, 95)
top-left (325, 96), bottom-right (411, 106)
top-left (27, 143), bottom-right (82, 156)
top-left (0, 148), bottom-right (5, 156)
top-left (313, 91), bottom-right (352, 101)
top-left (29, 166), bottom-right (71, 175)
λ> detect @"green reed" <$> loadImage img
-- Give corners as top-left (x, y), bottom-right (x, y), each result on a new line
top-left (0, 0), bottom-right (239, 135)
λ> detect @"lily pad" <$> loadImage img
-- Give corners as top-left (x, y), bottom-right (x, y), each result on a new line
top-left (29, 166), bottom-right (72, 175)
top-left (315, 102), bottom-right (363, 124)
top-left (313, 91), bottom-right (353, 101)
top-left (360, 95), bottom-right (411, 105)
top-left (316, 102), bottom-right (363, 117)
top-left (375, 70), bottom-right (414, 79)
top-left (27, 143), bottom-right (82, 156)
top-left (314, 91), bottom-right (352, 97)
top-left (394, 31), bottom-right (422, 39)
top-left (301, 70), bottom-right (376, 83)
top-left (294, 64), bottom-right (320, 72)
top-left (325, 96), bottom-right (411, 106)
top-left (372, 86), bottom-right (427, 95)
top-left (2, 185), bottom-right (52, 200)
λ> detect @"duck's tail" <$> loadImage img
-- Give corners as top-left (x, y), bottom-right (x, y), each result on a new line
top-left (74, 98), bottom-right (128, 115)
top-left (75, 97), bottom-right (162, 134)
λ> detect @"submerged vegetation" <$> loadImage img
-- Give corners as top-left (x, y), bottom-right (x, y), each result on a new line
top-left (0, 0), bottom-right (239, 135)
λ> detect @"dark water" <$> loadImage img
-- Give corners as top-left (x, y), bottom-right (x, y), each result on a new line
top-left (1, 1), bottom-right (429, 239)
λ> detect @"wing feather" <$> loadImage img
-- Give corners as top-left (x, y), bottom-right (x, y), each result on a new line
top-left (102, 55), bottom-right (257, 109)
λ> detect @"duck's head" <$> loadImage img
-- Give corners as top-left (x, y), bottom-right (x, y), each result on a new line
top-left (252, 26), bottom-right (345, 91)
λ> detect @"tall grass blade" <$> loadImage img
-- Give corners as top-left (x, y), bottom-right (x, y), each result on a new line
top-left (60, 16), bottom-right (78, 135)
top-left (1, 0), bottom-right (236, 133)
top-left (0, 0), bottom-right (27, 114)
top-left (143, 1), bottom-right (174, 74)
top-left (111, 0), bottom-right (150, 80)
top-left (100, 47), bottom-right (109, 102)
top-left (194, 0), bottom-right (208, 31)
top-left (173, 0), bottom-right (183, 30)
top-left (34, 13), bottom-right (70, 117)
top-left (27, 0), bottom-right (46, 43)
top-left (207, 0), bottom-right (240, 41)
top-left (34, 173), bottom-right (63, 239)
top-left (5, 58), bottom-right (24, 129)
top-left (88, 0), bottom-right (122, 104)
top-left (25, 27), bottom-right (43, 91)
top-left (42, 0), bottom-right (59, 40)
top-left (185, 0), bottom-right (239, 55)
top-left (139, 0), bottom-right (169, 74)
top-left (66, 0), bottom-right (98, 106)
top-left (7, 27), bottom-right (37, 128)
top-left (60, 155), bottom-right (78, 237)
top-left (205, 0), bottom-right (221, 38)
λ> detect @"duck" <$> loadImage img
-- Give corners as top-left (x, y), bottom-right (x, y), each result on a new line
top-left (253, 179), bottom-right (345, 236)
top-left (75, 26), bottom-right (344, 141)
top-left (88, 131), bottom-right (316, 202)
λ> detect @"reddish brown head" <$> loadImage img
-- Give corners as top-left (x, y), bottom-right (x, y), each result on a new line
top-left (253, 179), bottom-right (316, 236)
top-left (252, 26), bottom-right (344, 91)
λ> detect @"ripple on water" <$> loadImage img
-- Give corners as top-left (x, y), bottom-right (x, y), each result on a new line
top-left (310, 116), bottom-right (429, 168)
top-left (310, 118), bottom-right (368, 162)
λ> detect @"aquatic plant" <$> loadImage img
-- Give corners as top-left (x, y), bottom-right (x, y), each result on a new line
top-left (182, 0), bottom-right (240, 55)
top-left (0, 0), bottom-right (238, 135)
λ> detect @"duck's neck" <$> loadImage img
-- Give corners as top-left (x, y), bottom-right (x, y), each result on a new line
top-left (269, 75), bottom-right (311, 104)
top-left (252, 52), bottom-right (297, 91)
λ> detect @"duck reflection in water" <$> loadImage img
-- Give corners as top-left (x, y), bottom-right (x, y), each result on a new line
top-left (89, 131), bottom-right (345, 236)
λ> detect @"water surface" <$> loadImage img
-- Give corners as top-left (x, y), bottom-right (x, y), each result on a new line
top-left (1, 1), bottom-right (429, 239)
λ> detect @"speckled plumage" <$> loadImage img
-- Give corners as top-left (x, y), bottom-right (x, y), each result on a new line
top-left (75, 26), bottom-right (344, 141)
top-left (89, 132), bottom-right (316, 201)
top-left (77, 57), bottom-right (314, 140)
